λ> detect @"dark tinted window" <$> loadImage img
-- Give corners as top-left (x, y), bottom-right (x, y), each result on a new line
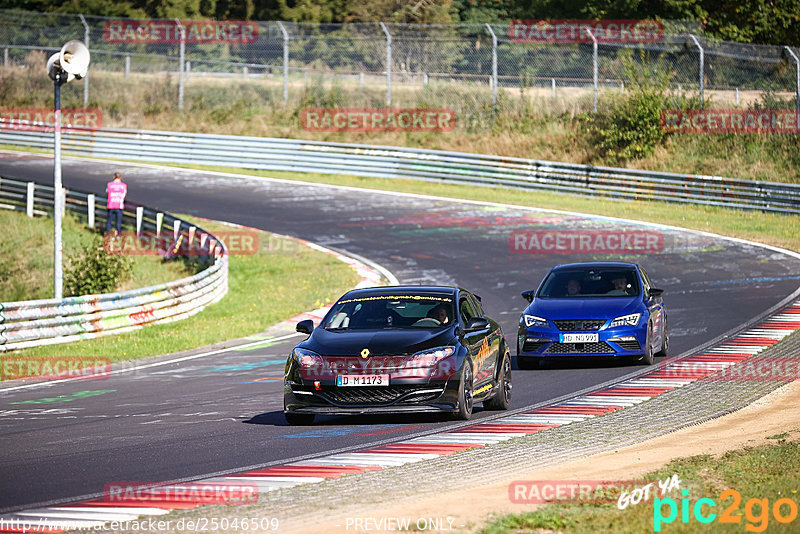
top-left (324, 294), bottom-right (455, 330)
top-left (537, 267), bottom-right (641, 298)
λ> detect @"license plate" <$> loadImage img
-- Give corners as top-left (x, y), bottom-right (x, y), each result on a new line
top-left (336, 374), bottom-right (389, 387)
top-left (560, 333), bottom-right (599, 343)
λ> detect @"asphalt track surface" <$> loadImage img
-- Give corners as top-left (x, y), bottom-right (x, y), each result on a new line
top-left (1, 152), bottom-right (799, 512)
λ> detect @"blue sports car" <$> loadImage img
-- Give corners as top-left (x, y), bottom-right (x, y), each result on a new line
top-left (517, 262), bottom-right (668, 369)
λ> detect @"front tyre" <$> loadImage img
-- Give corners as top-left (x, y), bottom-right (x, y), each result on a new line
top-left (656, 320), bottom-right (669, 357)
top-left (484, 351), bottom-right (511, 411)
top-left (451, 360), bottom-right (474, 420)
top-left (284, 411), bottom-right (315, 425)
top-left (640, 325), bottom-right (655, 365)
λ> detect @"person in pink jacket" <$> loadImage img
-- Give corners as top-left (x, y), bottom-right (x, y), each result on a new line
top-left (105, 172), bottom-right (127, 236)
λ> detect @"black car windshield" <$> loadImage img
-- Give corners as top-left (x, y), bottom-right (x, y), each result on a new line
top-left (324, 294), bottom-right (455, 330)
top-left (537, 267), bottom-right (641, 298)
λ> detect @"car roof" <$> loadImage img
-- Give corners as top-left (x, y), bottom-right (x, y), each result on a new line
top-left (339, 285), bottom-right (459, 299)
top-left (550, 262), bottom-right (640, 271)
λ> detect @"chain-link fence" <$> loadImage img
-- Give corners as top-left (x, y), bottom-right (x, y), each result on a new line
top-left (1, 9), bottom-right (799, 126)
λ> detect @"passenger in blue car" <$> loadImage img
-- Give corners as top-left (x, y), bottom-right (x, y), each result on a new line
top-left (567, 278), bottom-right (582, 296)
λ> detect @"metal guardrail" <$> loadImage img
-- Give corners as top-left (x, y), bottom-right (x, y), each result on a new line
top-left (0, 175), bottom-right (228, 351)
top-left (0, 127), bottom-right (799, 214)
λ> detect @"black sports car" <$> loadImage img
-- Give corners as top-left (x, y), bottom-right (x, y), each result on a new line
top-left (283, 286), bottom-right (511, 425)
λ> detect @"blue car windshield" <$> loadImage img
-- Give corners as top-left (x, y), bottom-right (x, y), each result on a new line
top-left (537, 268), bottom-right (641, 298)
top-left (324, 294), bottom-right (455, 330)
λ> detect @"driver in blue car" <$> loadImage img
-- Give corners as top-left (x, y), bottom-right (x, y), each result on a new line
top-left (429, 304), bottom-right (450, 324)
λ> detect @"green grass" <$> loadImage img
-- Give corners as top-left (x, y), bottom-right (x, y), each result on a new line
top-left (479, 436), bottom-right (800, 533)
top-left (0, 209), bottom-right (191, 302)
top-left (11, 219), bottom-right (360, 362)
top-left (176, 164), bottom-right (800, 254)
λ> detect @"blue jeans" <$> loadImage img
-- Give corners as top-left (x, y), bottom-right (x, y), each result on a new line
top-left (105, 208), bottom-right (123, 234)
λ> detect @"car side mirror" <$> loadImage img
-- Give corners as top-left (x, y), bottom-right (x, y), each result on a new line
top-left (296, 319), bottom-right (314, 335)
top-left (465, 317), bottom-right (489, 332)
top-left (650, 288), bottom-right (664, 298)
top-left (521, 290), bottom-right (534, 303)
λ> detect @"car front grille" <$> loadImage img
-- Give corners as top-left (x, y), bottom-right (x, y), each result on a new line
top-left (544, 341), bottom-right (615, 354)
top-left (553, 319), bottom-right (606, 331)
top-left (319, 385), bottom-right (443, 406)
top-left (522, 340), bottom-right (548, 352)
top-left (613, 339), bottom-right (641, 351)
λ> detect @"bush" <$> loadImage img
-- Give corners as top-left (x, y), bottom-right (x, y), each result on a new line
top-left (64, 235), bottom-right (133, 297)
top-left (591, 87), bottom-right (669, 163)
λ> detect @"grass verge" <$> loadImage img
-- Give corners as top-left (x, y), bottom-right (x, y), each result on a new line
top-left (7, 218), bottom-right (360, 363)
top-left (0, 209), bottom-right (191, 302)
top-left (479, 436), bottom-right (800, 533)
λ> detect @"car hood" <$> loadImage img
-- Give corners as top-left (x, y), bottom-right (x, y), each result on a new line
top-left (303, 327), bottom-right (457, 356)
top-left (527, 297), bottom-right (641, 320)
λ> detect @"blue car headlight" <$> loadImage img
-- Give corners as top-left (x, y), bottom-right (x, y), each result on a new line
top-left (523, 314), bottom-right (548, 328)
top-left (608, 313), bottom-right (641, 328)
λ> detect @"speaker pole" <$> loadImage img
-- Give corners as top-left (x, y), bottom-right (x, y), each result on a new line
top-left (53, 70), bottom-right (64, 300)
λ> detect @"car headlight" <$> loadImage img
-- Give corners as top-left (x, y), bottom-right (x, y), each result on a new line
top-left (407, 346), bottom-right (456, 367)
top-left (292, 347), bottom-right (323, 367)
top-left (523, 314), bottom-right (548, 328)
top-left (609, 313), bottom-right (641, 328)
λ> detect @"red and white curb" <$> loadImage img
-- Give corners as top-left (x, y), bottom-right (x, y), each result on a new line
top-left (2, 300), bottom-right (798, 532)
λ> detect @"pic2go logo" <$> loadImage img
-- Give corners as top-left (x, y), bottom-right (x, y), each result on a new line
top-left (654, 489), bottom-right (799, 532)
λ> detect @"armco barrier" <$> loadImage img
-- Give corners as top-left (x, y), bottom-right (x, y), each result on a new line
top-left (0, 127), bottom-right (799, 214)
top-left (0, 176), bottom-right (228, 351)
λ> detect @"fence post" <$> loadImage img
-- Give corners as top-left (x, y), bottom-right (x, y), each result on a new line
top-left (26, 182), bottom-right (34, 217)
top-left (585, 28), bottom-right (598, 113)
top-left (379, 22), bottom-right (392, 106)
top-left (688, 34), bottom-right (704, 109)
top-left (243, 65), bottom-right (248, 80)
top-left (174, 18), bottom-right (185, 111)
top-left (277, 22), bottom-right (289, 104)
top-left (4, 48), bottom-right (8, 67)
top-left (552, 78), bottom-right (556, 98)
top-left (79, 14), bottom-right (89, 106)
top-left (784, 47), bottom-right (800, 116)
top-left (87, 193), bottom-right (95, 229)
top-left (186, 60), bottom-right (191, 78)
top-left (485, 24), bottom-right (498, 110)
top-left (136, 206), bottom-right (143, 235)
top-left (125, 55), bottom-right (130, 77)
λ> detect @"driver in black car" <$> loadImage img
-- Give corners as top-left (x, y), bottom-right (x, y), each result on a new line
top-left (428, 303), bottom-right (450, 324)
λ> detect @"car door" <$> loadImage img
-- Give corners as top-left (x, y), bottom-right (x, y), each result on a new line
top-left (458, 295), bottom-right (484, 383)
top-left (640, 267), bottom-right (665, 350)
top-left (460, 293), bottom-right (496, 386)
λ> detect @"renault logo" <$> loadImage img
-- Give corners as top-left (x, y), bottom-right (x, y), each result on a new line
top-left (360, 348), bottom-right (370, 359)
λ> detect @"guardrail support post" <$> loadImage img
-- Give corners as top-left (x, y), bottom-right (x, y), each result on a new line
top-left (485, 24), bottom-right (498, 111)
top-left (277, 22), bottom-right (289, 104)
top-left (26, 182), bottom-right (34, 217)
top-left (124, 55), bottom-right (130, 77)
top-left (79, 14), bottom-right (89, 106)
top-left (379, 22), bottom-right (392, 106)
top-left (87, 193), bottom-right (95, 228)
top-left (175, 19), bottom-right (185, 111)
top-left (188, 225), bottom-right (196, 246)
top-left (585, 28), bottom-right (598, 113)
top-left (689, 34), bottom-right (704, 109)
top-left (784, 47), bottom-right (800, 117)
top-left (156, 212), bottom-right (163, 237)
top-left (173, 219), bottom-right (181, 241)
top-left (136, 206), bottom-right (143, 235)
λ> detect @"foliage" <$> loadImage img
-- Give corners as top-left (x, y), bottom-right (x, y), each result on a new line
top-left (589, 53), bottom-right (678, 164)
top-left (1, 0), bottom-right (797, 45)
top-left (64, 235), bottom-right (133, 297)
